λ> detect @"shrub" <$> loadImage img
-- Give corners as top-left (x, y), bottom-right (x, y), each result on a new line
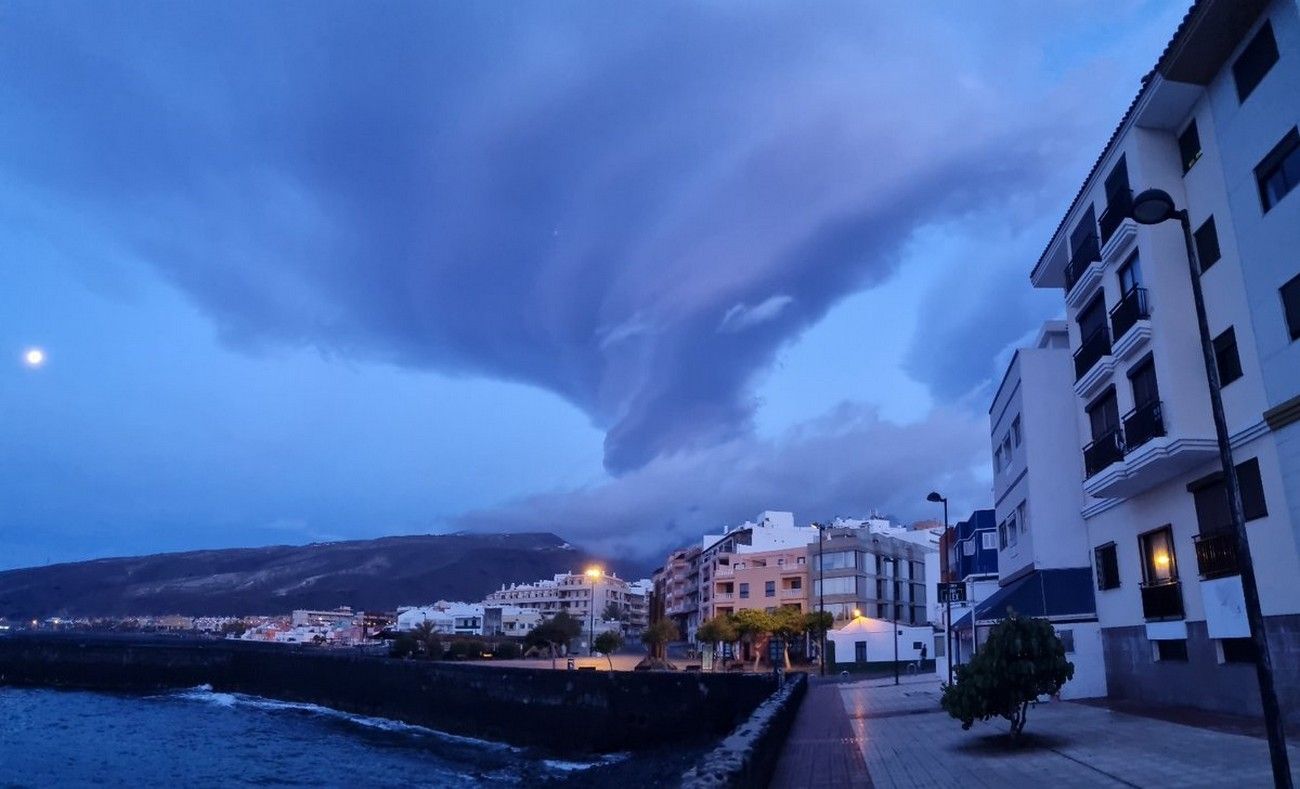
top-left (493, 641), bottom-right (521, 660)
top-left (594, 630), bottom-right (624, 670)
top-left (696, 616), bottom-right (738, 647)
top-left (390, 633), bottom-right (418, 659)
top-left (940, 613), bottom-right (1074, 740)
top-left (640, 619), bottom-right (678, 658)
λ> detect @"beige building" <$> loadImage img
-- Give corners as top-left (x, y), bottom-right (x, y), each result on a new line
top-left (483, 571), bottom-right (648, 631)
top-left (709, 547), bottom-right (809, 620)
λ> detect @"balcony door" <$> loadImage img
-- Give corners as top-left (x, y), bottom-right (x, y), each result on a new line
top-left (1070, 206), bottom-right (1098, 259)
top-left (1087, 388), bottom-right (1119, 441)
top-left (1129, 358), bottom-right (1159, 408)
top-left (1117, 253), bottom-right (1143, 295)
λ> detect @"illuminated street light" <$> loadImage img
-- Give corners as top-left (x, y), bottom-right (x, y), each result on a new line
top-left (585, 566), bottom-right (602, 656)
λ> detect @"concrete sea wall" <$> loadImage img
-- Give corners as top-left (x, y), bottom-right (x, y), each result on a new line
top-left (0, 634), bottom-right (776, 755)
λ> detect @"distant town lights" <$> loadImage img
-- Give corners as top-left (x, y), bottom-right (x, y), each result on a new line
top-left (23, 347), bottom-right (45, 368)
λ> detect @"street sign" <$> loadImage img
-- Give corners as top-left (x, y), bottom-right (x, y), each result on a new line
top-left (938, 582), bottom-right (967, 603)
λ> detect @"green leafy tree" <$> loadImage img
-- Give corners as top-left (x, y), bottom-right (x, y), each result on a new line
top-left (803, 611), bottom-right (834, 670)
top-left (594, 630), bottom-right (624, 671)
top-left (493, 641), bottom-right (522, 660)
top-left (940, 613), bottom-right (1075, 741)
top-left (411, 621), bottom-right (443, 659)
top-left (730, 609), bottom-right (776, 670)
top-left (696, 616), bottom-right (739, 671)
top-left (640, 618), bottom-right (678, 660)
top-left (525, 612), bottom-right (584, 668)
top-left (770, 607), bottom-right (806, 669)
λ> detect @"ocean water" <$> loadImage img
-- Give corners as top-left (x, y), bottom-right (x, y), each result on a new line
top-left (0, 686), bottom-right (618, 787)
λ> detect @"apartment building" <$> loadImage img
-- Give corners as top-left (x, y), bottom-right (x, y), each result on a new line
top-left (973, 322), bottom-right (1106, 698)
top-left (1027, 0), bottom-right (1300, 719)
top-left (709, 546), bottom-right (809, 619)
top-left (483, 570), bottom-right (648, 630)
top-left (813, 527), bottom-right (931, 626)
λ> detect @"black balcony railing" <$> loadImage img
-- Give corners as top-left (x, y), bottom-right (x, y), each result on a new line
top-left (1073, 324), bottom-right (1112, 380)
top-left (1064, 234), bottom-right (1101, 292)
top-left (1122, 399), bottom-right (1166, 452)
top-left (1099, 190), bottom-right (1133, 245)
top-left (1109, 286), bottom-right (1150, 341)
top-left (1194, 531), bottom-right (1240, 580)
top-left (1140, 580), bottom-right (1185, 621)
top-left (1083, 428), bottom-right (1125, 478)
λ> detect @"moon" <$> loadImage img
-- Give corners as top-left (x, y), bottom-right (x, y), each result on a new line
top-left (23, 347), bottom-right (45, 368)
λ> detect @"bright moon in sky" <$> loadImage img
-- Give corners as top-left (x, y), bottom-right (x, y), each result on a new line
top-left (23, 347), bottom-right (45, 368)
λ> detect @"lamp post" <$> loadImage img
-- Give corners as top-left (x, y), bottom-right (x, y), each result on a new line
top-left (927, 491), bottom-right (952, 685)
top-left (814, 522), bottom-right (828, 676)
top-left (1129, 188), bottom-right (1290, 788)
top-left (585, 566), bottom-right (602, 657)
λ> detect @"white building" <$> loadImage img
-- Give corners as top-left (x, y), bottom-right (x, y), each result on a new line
top-left (1027, 0), bottom-right (1300, 720)
top-left (482, 570), bottom-right (647, 631)
top-left (975, 322), bottom-right (1107, 699)
top-left (827, 616), bottom-right (933, 670)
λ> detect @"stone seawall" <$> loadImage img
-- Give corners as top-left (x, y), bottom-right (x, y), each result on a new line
top-left (0, 634), bottom-right (776, 755)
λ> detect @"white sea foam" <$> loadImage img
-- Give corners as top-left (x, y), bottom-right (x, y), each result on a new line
top-left (166, 686), bottom-right (520, 752)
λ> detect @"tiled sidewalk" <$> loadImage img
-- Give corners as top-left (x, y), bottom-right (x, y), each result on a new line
top-left (769, 678), bottom-right (873, 788)
top-left (837, 676), bottom-right (1300, 788)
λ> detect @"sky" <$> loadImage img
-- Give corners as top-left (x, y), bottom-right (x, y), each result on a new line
top-left (0, 1), bottom-right (1190, 570)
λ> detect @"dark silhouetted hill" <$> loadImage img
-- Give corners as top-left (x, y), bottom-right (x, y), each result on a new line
top-left (0, 532), bottom-right (630, 619)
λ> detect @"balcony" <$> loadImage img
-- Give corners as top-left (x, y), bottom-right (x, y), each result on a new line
top-left (1083, 428), bottom-right (1125, 478)
top-left (1122, 400), bottom-right (1166, 453)
top-left (1073, 325), bottom-right (1112, 382)
top-left (1099, 190), bottom-right (1132, 246)
top-left (1109, 287), bottom-right (1150, 343)
top-left (1084, 433), bottom-right (1219, 499)
top-left (1140, 580), bottom-right (1185, 621)
top-left (780, 587), bottom-right (804, 598)
top-left (715, 592), bottom-right (734, 600)
top-left (1194, 531), bottom-right (1240, 580)
top-left (1064, 235), bottom-right (1103, 306)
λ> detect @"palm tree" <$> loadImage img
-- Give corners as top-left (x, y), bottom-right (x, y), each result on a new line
top-left (412, 621), bottom-right (442, 659)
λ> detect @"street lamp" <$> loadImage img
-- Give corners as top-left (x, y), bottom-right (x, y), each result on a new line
top-left (585, 566), bottom-right (602, 657)
top-left (927, 491), bottom-right (953, 686)
top-left (813, 522), bottom-right (830, 676)
top-left (1130, 188), bottom-right (1290, 787)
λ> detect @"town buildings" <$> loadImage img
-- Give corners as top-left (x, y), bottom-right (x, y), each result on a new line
top-left (482, 570), bottom-right (649, 632)
top-left (1024, 0), bottom-right (1300, 719)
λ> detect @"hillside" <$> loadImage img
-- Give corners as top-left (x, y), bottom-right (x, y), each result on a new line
top-left (0, 532), bottom-right (617, 619)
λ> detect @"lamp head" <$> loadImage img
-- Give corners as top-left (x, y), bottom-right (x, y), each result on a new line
top-left (852, 608), bottom-right (862, 619)
top-left (1131, 188), bottom-right (1177, 225)
top-left (926, 491), bottom-right (945, 503)
top-left (584, 566), bottom-right (602, 579)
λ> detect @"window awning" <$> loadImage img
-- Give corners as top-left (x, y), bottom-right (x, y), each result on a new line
top-left (952, 568), bottom-right (1096, 630)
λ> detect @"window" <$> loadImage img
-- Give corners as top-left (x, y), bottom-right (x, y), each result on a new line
top-left (1220, 638), bottom-right (1257, 664)
top-left (854, 641), bottom-right (867, 663)
top-left (1189, 457), bottom-right (1269, 531)
top-left (982, 532), bottom-right (997, 551)
top-left (739, 583), bottom-right (749, 599)
top-left (1233, 20), bottom-right (1278, 102)
top-left (1011, 416), bottom-right (1022, 447)
top-left (963, 540), bottom-right (975, 557)
top-left (1154, 639), bottom-right (1189, 662)
top-left (789, 577), bottom-right (802, 590)
top-left (1282, 274), bottom-right (1300, 341)
top-left (1193, 217), bottom-right (1221, 273)
top-left (816, 551), bottom-right (856, 571)
top-left (992, 445), bottom-right (1003, 474)
top-left (764, 580), bottom-right (775, 598)
top-left (1095, 543), bottom-right (1120, 590)
top-left (1087, 388), bottom-right (1120, 441)
top-left (1212, 327), bottom-right (1243, 386)
top-left (1178, 120), bottom-right (1202, 173)
top-left (1078, 293), bottom-right (1108, 345)
top-left (1117, 251), bottom-right (1143, 294)
top-left (1129, 356), bottom-right (1160, 408)
top-left (1256, 127), bottom-right (1300, 212)
top-left (1057, 629), bottom-right (1076, 654)
top-left (813, 577), bottom-right (856, 596)
top-left (1017, 502), bottom-right (1028, 534)
top-left (998, 519), bottom-right (1008, 550)
top-left (1139, 527), bottom-right (1178, 585)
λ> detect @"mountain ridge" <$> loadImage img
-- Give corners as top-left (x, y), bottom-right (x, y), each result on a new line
top-left (0, 532), bottom-right (636, 620)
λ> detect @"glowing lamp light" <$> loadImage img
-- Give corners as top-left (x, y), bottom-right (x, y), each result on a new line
top-left (1154, 552), bottom-right (1171, 568)
top-left (584, 566), bottom-right (602, 579)
top-left (852, 608), bottom-right (862, 619)
top-left (23, 347), bottom-right (45, 368)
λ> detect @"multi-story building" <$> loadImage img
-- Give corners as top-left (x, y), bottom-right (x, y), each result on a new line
top-left (1026, 0), bottom-right (1300, 719)
top-left (482, 570), bottom-right (646, 632)
top-left (657, 545), bottom-right (700, 639)
top-left (709, 546), bottom-right (810, 620)
top-left (965, 322), bottom-right (1106, 698)
top-left (812, 527), bottom-right (931, 626)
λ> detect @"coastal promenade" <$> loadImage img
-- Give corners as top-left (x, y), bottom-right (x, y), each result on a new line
top-left (773, 674), bottom-right (1300, 788)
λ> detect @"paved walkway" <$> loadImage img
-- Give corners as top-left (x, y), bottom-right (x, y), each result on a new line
top-left (774, 673), bottom-right (1300, 788)
top-left (769, 679), bottom-right (873, 788)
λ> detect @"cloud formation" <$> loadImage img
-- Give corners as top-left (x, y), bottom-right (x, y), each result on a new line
top-left (454, 403), bottom-right (991, 562)
top-left (0, 2), bottom-right (1152, 474)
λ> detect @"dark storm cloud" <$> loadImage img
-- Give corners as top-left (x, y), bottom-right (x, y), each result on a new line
top-left (454, 404), bottom-right (991, 560)
top-left (1, 3), bottom-right (1151, 473)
